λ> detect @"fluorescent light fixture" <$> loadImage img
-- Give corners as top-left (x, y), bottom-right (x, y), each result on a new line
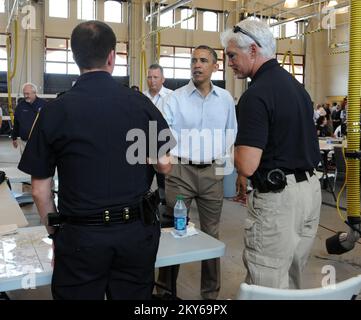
top-left (284, 0), bottom-right (298, 8)
top-left (327, 0), bottom-right (338, 7)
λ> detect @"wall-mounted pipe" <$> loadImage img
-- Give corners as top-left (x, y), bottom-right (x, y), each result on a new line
top-left (145, 0), bottom-right (192, 21)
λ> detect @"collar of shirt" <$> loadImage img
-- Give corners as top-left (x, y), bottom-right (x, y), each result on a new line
top-left (250, 58), bottom-right (279, 85)
top-left (74, 71), bottom-right (112, 86)
top-left (185, 80), bottom-right (220, 98)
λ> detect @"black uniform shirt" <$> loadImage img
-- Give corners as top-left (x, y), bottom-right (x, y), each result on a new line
top-left (11, 97), bottom-right (46, 141)
top-left (19, 71), bottom-right (173, 216)
top-left (235, 59), bottom-right (320, 171)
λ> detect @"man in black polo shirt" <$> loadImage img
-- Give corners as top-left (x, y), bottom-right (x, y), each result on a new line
top-left (11, 83), bottom-right (46, 154)
top-left (19, 20), bottom-right (173, 300)
top-left (221, 19), bottom-right (321, 289)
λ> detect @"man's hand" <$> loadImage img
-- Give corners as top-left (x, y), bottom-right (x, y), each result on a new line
top-left (236, 173), bottom-right (247, 195)
top-left (12, 140), bottom-right (18, 148)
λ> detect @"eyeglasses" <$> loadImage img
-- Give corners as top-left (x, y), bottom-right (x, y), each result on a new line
top-left (233, 25), bottom-right (262, 48)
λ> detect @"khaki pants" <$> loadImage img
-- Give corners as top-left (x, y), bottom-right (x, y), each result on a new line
top-left (243, 172), bottom-right (321, 289)
top-left (158, 162), bottom-right (224, 299)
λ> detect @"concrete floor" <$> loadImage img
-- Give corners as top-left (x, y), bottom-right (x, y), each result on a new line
top-left (1, 135), bottom-right (361, 300)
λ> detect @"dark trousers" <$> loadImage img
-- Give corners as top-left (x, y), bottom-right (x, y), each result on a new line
top-left (156, 173), bottom-right (165, 190)
top-left (52, 220), bottom-right (160, 300)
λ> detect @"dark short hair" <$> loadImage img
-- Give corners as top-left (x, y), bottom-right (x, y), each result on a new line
top-left (148, 63), bottom-right (164, 76)
top-left (71, 20), bottom-right (116, 70)
top-left (194, 45), bottom-right (218, 63)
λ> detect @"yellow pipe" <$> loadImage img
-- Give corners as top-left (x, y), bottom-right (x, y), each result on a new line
top-left (6, 20), bottom-right (18, 125)
top-left (346, 0), bottom-right (361, 219)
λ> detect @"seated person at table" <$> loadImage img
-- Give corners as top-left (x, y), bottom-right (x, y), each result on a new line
top-left (316, 116), bottom-right (331, 137)
top-left (333, 122), bottom-right (347, 139)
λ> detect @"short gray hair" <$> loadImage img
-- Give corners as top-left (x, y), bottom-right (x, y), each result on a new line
top-left (148, 63), bottom-right (164, 76)
top-left (220, 19), bottom-right (276, 59)
top-left (22, 82), bottom-right (38, 93)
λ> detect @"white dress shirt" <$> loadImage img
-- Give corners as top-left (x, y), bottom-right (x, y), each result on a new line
top-left (144, 86), bottom-right (173, 114)
top-left (162, 80), bottom-right (237, 163)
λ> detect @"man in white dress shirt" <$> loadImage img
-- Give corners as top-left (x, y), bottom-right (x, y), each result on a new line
top-left (144, 64), bottom-right (173, 113)
top-left (158, 45), bottom-right (237, 300)
top-left (144, 64), bottom-right (173, 205)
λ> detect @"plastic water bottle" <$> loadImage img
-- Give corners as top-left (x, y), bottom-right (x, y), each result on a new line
top-left (174, 195), bottom-right (187, 236)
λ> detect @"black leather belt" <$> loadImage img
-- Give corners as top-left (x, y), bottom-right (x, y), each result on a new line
top-left (62, 207), bottom-right (140, 226)
top-left (281, 168), bottom-right (315, 183)
top-left (177, 157), bottom-right (215, 169)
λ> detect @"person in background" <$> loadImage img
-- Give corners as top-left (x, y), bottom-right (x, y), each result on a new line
top-left (144, 64), bottom-right (173, 206)
top-left (144, 64), bottom-right (172, 114)
top-left (11, 83), bottom-right (46, 154)
top-left (316, 116), bottom-right (332, 137)
top-left (221, 18), bottom-right (321, 289)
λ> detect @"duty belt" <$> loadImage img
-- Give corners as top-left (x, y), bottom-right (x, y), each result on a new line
top-left (61, 207), bottom-right (140, 226)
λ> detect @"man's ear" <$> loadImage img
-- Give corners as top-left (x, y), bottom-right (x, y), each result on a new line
top-left (213, 62), bottom-right (219, 73)
top-left (107, 49), bottom-right (116, 67)
top-left (249, 44), bottom-right (258, 58)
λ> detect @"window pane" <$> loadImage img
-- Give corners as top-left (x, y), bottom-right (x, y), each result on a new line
top-left (181, 9), bottom-right (194, 30)
top-left (49, 0), bottom-right (68, 18)
top-left (294, 65), bottom-right (303, 74)
top-left (212, 71), bottom-right (224, 81)
top-left (282, 65), bottom-right (290, 73)
top-left (293, 55), bottom-right (303, 64)
top-left (116, 43), bottom-right (127, 53)
top-left (295, 75), bottom-right (303, 84)
top-left (46, 62), bottom-right (66, 74)
top-left (0, 35), bottom-right (6, 46)
top-left (203, 11), bottom-right (217, 32)
top-left (68, 63), bottom-right (80, 75)
top-left (67, 51), bottom-right (74, 63)
top-left (77, 0), bottom-right (95, 20)
top-left (163, 68), bottom-right (174, 79)
top-left (175, 47), bottom-right (191, 58)
top-left (113, 66), bottom-right (127, 76)
top-left (0, 60), bottom-right (6, 71)
top-left (160, 57), bottom-right (174, 67)
top-left (47, 38), bottom-right (67, 49)
top-left (215, 50), bottom-right (223, 59)
top-left (115, 54), bottom-right (127, 65)
top-left (160, 10), bottom-right (173, 28)
top-left (174, 58), bottom-right (190, 68)
top-left (0, 0), bottom-right (4, 13)
top-left (285, 21), bottom-right (297, 37)
top-left (160, 46), bottom-right (173, 56)
top-left (46, 50), bottom-right (67, 62)
top-left (174, 69), bottom-right (190, 79)
top-left (104, 1), bottom-right (122, 23)
top-left (0, 48), bottom-right (6, 59)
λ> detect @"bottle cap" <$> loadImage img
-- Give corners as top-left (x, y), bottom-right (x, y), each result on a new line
top-left (176, 195), bottom-right (184, 201)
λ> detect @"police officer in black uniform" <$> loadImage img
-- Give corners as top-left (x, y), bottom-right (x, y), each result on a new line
top-left (18, 20), bottom-right (173, 300)
top-left (221, 19), bottom-right (321, 289)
